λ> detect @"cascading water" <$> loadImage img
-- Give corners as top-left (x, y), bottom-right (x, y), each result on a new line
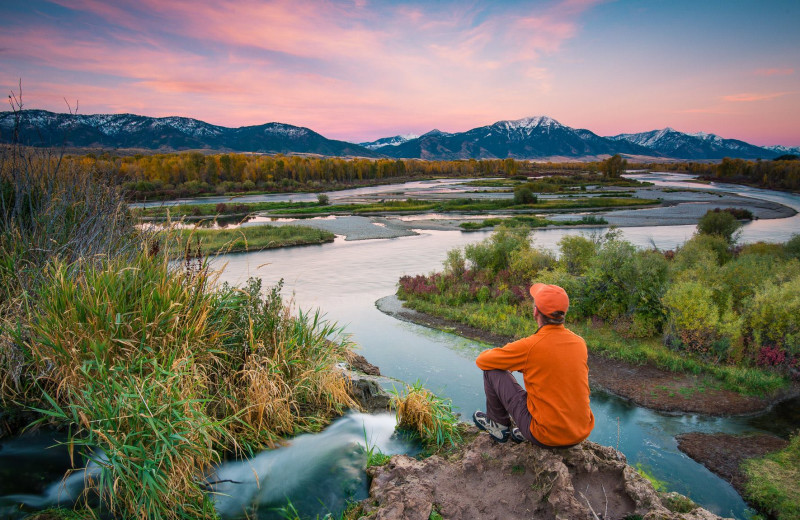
top-left (0, 413), bottom-right (416, 520)
top-left (209, 413), bottom-right (415, 519)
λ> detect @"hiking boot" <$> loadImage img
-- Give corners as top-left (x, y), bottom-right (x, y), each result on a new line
top-left (510, 427), bottom-right (526, 444)
top-left (472, 410), bottom-right (510, 443)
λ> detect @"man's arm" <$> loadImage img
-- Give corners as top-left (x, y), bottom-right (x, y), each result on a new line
top-left (475, 337), bottom-right (531, 372)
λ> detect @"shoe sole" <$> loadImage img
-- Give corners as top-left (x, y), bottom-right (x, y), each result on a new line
top-left (472, 412), bottom-right (509, 443)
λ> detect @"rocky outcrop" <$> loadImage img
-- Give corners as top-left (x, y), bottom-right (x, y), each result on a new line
top-left (342, 352), bottom-right (394, 413)
top-left (359, 427), bottom-right (729, 520)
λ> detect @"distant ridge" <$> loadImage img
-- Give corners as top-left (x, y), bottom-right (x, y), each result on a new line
top-left (607, 128), bottom-right (772, 160)
top-left (0, 110), bottom-right (785, 161)
top-left (0, 110), bottom-right (380, 157)
top-left (377, 116), bottom-right (657, 160)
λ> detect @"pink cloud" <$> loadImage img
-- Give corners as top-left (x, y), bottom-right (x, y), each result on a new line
top-left (754, 68), bottom-right (794, 76)
top-left (723, 92), bottom-right (791, 102)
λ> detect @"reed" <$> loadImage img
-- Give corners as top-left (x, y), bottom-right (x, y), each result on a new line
top-left (391, 381), bottom-right (461, 450)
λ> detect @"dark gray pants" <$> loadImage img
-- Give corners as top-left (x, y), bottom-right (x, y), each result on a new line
top-left (483, 369), bottom-right (575, 448)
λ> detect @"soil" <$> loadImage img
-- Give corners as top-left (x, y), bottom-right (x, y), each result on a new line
top-left (377, 295), bottom-right (799, 416)
top-left (359, 427), bottom-right (725, 520)
top-left (676, 432), bottom-right (789, 497)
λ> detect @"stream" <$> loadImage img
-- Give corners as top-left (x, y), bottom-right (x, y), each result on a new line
top-left (2, 173), bottom-right (799, 519)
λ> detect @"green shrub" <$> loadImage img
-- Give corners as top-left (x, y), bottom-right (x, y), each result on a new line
top-left (745, 274), bottom-right (800, 354)
top-left (535, 267), bottom-right (590, 319)
top-left (443, 248), bottom-right (466, 276)
top-left (720, 252), bottom-right (781, 312)
top-left (662, 281), bottom-right (723, 355)
top-left (674, 233), bottom-right (732, 269)
top-left (697, 208), bottom-right (742, 244)
top-left (464, 227), bottom-right (531, 272)
top-left (513, 185), bottom-right (538, 204)
top-left (558, 234), bottom-right (598, 275)
top-left (508, 246), bottom-right (557, 281)
top-left (785, 234), bottom-right (800, 260)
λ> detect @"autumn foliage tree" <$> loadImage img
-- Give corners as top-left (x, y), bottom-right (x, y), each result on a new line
top-left (601, 154), bottom-right (628, 178)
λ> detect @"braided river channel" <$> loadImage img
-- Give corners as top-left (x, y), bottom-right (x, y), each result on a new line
top-left (2, 173), bottom-right (799, 519)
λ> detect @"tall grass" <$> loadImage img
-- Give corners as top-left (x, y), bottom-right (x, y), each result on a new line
top-left (391, 381), bottom-right (461, 450)
top-left (1, 134), bottom-right (358, 517)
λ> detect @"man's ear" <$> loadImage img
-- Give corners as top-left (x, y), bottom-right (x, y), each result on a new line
top-left (532, 305), bottom-right (539, 318)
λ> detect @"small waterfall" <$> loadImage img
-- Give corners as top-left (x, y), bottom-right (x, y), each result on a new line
top-left (1, 413), bottom-right (414, 520)
top-left (209, 412), bottom-right (413, 519)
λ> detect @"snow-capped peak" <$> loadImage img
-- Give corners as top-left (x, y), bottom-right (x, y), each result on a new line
top-left (495, 116), bottom-right (562, 131)
top-left (359, 133), bottom-right (419, 150)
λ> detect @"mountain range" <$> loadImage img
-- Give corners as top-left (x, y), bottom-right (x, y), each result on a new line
top-left (1, 109), bottom-right (795, 161)
top-left (0, 109), bottom-right (378, 157)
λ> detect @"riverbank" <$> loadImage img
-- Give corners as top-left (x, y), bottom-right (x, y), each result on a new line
top-left (167, 224), bottom-right (335, 255)
top-left (376, 295), bottom-right (799, 416)
top-left (676, 432), bottom-right (788, 499)
top-left (677, 432), bottom-right (799, 520)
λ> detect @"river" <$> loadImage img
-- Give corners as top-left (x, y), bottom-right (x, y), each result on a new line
top-left (2, 173), bottom-right (798, 519)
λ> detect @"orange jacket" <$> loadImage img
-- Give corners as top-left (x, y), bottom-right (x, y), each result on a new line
top-left (475, 324), bottom-right (594, 446)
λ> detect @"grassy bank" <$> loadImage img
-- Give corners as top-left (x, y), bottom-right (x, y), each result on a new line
top-left (396, 224), bottom-right (800, 397)
top-left (460, 214), bottom-right (608, 231)
top-left (399, 296), bottom-right (784, 396)
top-left (139, 195), bottom-right (659, 221)
top-left (743, 433), bottom-right (800, 520)
top-left (167, 225), bottom-right (335, 256)
top-left (1, 144), bottom-right (357, 519)
top-left (134, 200), bottom-right (318, 218)
top-left (270, 196), bottom-right (659, 216)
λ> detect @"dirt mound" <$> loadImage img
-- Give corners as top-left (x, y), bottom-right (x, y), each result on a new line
top-left (360, 427), bottom-right (728, 520)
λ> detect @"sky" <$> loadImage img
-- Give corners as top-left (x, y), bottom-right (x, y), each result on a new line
top-left (1, 0), bottom-right (799, 146)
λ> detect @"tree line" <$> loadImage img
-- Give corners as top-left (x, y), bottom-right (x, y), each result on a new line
top-left (41, 152), bottom-right (611, 200)
top-left (633, 157), bottom-right (800, 191)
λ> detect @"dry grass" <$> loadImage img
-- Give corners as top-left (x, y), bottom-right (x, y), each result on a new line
top-left (392, 381), bottom-right (461, 450)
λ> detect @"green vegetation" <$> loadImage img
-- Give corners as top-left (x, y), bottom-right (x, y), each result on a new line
top-left (1, 143), bottom-right (357, 518)
top-left (168, 225), bottom-right (334, 256)
top-left (466, 173), bottom-right (648, 191)
top-left (659, 493), bottom-right (697, 513)
top-left (139, 195), bottom-right (658, 222)
top-left (391, 381), bottom-right (462, 450)
top-left (397, 224), bottom-right (799, 396)
top-left (460, 215), bottom-right (608, 231)
top-left (743, 433), bottom-right (800, 520)
top-left (135, 200), bottom-right (317, 218)
top-left (696, 208), bottom-right (743, 243)
top-left (635, 463), bottom-right (668, 492)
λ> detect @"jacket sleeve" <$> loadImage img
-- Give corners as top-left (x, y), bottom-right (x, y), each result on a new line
top-left (475, 337), bottom-right (531, 372)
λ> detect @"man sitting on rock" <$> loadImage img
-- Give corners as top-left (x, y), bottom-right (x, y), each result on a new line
top-left (473, 283), bottom-right (594, 447)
